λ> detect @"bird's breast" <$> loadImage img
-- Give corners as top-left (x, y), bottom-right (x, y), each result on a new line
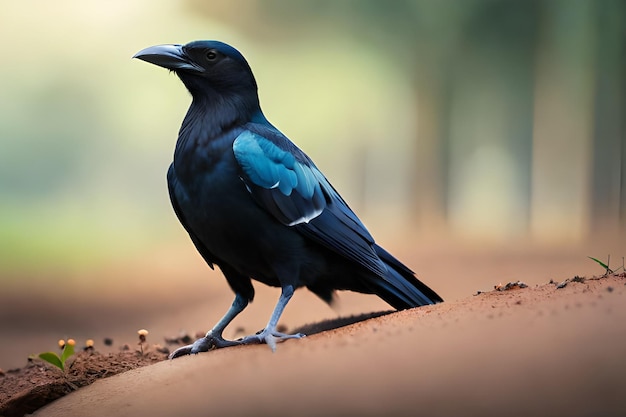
top-left (169, 132), bottom-right (304, 279)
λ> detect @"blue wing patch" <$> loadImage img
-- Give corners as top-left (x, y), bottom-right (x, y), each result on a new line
top-left (234, 126), bottom-right (387, 277)
top-left (233, 131), bottom-right (327, 225)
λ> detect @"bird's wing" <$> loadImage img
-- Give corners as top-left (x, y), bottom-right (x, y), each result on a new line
top-left (232, 127), bottom-right (387, 277)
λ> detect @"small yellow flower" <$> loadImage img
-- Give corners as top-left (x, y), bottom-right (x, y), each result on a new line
top-left (85, 339), bottom-right (95, 348)
top-left (138, 329), bottom-right (148, 342)
top-left (137, 329), bottom-right (149, 354)
top-left (67, 338), bottom-right (76, 347)
top-left (58, 339), bottom-right (66, 349)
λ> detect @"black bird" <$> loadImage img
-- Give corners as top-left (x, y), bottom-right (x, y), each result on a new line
top-left (133, 40), bottom-right (442, 357)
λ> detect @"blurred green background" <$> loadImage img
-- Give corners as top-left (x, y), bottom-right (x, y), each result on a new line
top-left (0, 0), bottom-right (625, 367)
top-left (2, 0), bottom-right (624, 273)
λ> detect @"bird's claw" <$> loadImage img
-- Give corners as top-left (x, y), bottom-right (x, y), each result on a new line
top-left (239, 329), bottom-right (305, 352)
top-left (169, 328), bottom-right (306, 358)
top-left (168, 344), bottom-right (194, 359)
top-left (168, 331), bottom-right (241, 359)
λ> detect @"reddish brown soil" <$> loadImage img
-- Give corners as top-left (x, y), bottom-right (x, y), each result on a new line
top-left (0, 348), bottom-right (167, 417)
top-left (2, 271), bottom-right (625, 417)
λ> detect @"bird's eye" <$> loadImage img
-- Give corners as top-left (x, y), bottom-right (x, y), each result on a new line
top-left (206, 50), bottom-right (218, 61)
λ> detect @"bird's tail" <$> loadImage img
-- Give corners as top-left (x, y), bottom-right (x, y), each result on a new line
top-left (367, 244), bottom-right (443, 310)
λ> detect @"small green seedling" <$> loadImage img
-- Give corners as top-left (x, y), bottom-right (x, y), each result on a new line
top-left (589, 255), bottom-right (625, 276)
top-left (36, 339), bottom-right (75, 372)
top-left (588, 256), bottom-right (612, 274)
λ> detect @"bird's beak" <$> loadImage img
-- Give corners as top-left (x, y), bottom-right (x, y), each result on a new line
top-left (133, 44), bottom-right (204, 73)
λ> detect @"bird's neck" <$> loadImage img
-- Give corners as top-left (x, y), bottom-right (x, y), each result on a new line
top-left (179, 88), bottom-right (261, 139)
top-left (173, 90), bottom-right (263, 173)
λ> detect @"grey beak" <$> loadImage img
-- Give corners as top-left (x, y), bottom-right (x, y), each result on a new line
top-left (133, 44), bottom-right (204, 73)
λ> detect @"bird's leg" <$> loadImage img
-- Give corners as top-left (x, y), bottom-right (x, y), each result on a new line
top-left (169, 293), bottom-right (248, 359)
top-left (239, 285), bottom-right (305, 351)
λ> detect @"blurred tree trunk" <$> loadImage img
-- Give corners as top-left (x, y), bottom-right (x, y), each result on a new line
top-left (530, 0), bottom-right (596, 242)
top-left (444, 1), bottom-right (537, 240)
top-left (590, 0), bottom-right (626, 238)
top-left (410, 57), bottom-right (450, 235)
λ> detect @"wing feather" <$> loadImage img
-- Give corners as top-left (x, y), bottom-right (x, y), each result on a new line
top-left (233, 127), bottom-right (387, 276)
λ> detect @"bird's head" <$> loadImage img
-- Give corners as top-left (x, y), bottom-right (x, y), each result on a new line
top-left (133, 40), bottom-right (258, 102)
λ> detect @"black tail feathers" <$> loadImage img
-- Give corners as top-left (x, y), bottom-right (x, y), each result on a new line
top-left (369, 244), bottom-right (443, 310)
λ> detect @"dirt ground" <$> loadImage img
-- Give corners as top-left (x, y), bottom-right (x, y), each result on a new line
top-left (1, 242), bottom-right (625, 417)
top-left (0, 349), bottom-right (167, 417)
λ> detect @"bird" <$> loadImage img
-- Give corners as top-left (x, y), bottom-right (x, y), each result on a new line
top-left (133, 40), bottom-right (443, 358)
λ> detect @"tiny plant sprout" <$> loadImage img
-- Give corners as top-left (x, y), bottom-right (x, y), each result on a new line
top-left (58, 339), bottom-right (66, 349)
top-left (85, 339), bottom-right (95, 351)
top-left (36, 339), bottom-right (76, 372)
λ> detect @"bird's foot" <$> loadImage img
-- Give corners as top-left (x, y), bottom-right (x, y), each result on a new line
top-left (168, 330), bottom-right (241, 359)
top-left (238, 328), bottom-right (305, 352)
